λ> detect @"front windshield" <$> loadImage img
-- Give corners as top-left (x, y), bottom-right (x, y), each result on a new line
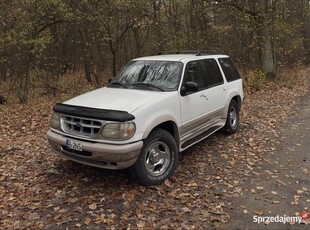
top-left (110, 60), bottom-right (183, 91)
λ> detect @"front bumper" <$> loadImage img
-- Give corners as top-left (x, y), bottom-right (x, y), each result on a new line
top-left (47, 130), bottom-right (143, 169)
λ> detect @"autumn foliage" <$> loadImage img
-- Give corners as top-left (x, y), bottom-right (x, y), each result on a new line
top-left (0, 0), bottom-right (309, 103)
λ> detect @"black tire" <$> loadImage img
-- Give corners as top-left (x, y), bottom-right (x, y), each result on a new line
top-left (130, 128), bottom-right (178, 186)
top-left (224, 100), bottom-right (239, 135)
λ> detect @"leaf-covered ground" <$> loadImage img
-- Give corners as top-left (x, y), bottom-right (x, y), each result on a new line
top-left (0, 70), bottom-right (309, 229)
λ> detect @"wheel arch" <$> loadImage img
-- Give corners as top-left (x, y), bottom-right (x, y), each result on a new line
top-left (222, 93), bottom-right (242, 119)
top-left (232, 95), bottom-right (242, 112)
top-left (142, 119), bottom-right (180, 147)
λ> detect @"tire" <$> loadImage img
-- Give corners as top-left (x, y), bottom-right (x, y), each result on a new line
top-left (224, 100), bottom-right (239, 135)
top-left (130, 128), bottom-right (178, 186)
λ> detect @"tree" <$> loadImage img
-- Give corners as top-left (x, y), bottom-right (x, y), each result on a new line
top-left (1, 0), bottom-right (309, 103)
top-left (1, 0), bottom-right (69, 103)
top-left (218, 0), bottom-right (276, 78)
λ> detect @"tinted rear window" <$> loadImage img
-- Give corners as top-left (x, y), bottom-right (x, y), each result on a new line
top-left (219, 58), bottom-right (241, 82)
top-left (202, 59), bottom-right (224, 87)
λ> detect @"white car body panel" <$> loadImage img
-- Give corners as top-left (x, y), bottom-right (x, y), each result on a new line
top-left (64, 87), bottom-right (164, 113)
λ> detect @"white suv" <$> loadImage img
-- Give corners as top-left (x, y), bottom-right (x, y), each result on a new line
top-left (47, 52), bottom-right (243, 186)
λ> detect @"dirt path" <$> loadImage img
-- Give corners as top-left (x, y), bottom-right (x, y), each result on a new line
top-left (226, 73), bottom-right (310, 229)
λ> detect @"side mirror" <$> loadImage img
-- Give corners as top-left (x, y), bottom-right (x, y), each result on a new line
top-left (181, 82), bottom-right (199, 96)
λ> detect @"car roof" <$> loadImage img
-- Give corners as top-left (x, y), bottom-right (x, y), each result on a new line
top-left (133, 54), bottom-right (229, 63)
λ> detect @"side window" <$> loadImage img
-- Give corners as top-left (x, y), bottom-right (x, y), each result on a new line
top-left (183, 61), bottom-right (206, 90)
top-left (202, 59), bottom-right (224, 88)
top-left (219, 58), bottom-right (241, 82)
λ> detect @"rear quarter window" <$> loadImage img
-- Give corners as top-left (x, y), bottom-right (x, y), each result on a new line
top-left (219, 58), bottom-right (241, 82)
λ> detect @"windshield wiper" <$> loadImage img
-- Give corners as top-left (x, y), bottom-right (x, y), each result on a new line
top-left (132, 82), bottom-right (164, 92)
top-left (109, 82), bottom-right (128, 88)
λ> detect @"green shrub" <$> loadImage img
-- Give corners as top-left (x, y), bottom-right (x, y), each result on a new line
top-left (244, 69), bottom-right (266, 92)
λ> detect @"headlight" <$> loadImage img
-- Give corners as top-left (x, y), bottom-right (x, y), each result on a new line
top-left (101, 122), bottom-right (135, 140)
top-left (50, 112), bottom-right (60, 129)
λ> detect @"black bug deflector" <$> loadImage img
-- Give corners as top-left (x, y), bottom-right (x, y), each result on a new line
top-left (53, 103), bottom-right (135, 122)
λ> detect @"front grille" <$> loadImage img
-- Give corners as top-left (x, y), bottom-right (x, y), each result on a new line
top-left (61, 115), bottom-right (102, 137)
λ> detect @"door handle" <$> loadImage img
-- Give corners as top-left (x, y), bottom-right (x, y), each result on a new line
top-left (200, 94), bottom-right (208, 100)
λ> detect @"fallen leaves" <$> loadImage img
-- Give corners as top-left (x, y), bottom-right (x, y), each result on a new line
top-left (88, 203), bottom-right (97, 210)
top-left (256, 186), bottom-right (264, 191)
top-left (84, 218), bottom-right (91, 225)
top-left (254, 210), bottom-right (264, 216)
top-left (0, 71), bottom-right (309, 229)
top-left (277, 180), bottom-right (286, 186)
top-left (271, 191), bottom-right (278, 195)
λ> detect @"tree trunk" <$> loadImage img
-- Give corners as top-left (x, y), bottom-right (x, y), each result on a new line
top-left (255, 4), bottom-right (276, 80)
top-left (111, 49), bottom-right (117, 76)
top-left (303, 14), bottom-right (310, 64)
top-left (84, 63), bottom-right (92, 83)
top-left (18, 72), bottom-right (30, 104)
top-left (18, 49), bottom-right (32, 104)
top-left (79, 28), bottom-right (92, 83)
top-left (132, 28), bottom-right (141, 57)
top-left (258, 26), bottom-right (276, 79)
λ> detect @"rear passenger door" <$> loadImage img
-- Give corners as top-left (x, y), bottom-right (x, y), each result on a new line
top-left (200, 59), bottom-right (226, 121)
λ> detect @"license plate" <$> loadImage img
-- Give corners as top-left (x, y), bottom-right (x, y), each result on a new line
top-left (66, 139), bottom-right (83, 152)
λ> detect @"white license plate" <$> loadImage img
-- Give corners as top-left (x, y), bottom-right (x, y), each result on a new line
top-left (66, 139), bottom-right (83, 151)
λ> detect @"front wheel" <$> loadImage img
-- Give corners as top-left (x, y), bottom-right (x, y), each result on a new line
top-left (130, 128), bottom-right (178, 186)
top-left (224, 100), bottom-right (240, 135)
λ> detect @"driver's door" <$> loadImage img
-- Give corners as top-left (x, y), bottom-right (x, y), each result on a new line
top-left (179, 60), bottom-right (210, 140)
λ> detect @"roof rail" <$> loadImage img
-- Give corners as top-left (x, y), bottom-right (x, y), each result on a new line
top-left (156, 50), bottom-right (220, 56)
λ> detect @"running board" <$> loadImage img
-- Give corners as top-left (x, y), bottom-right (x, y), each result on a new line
top-left (181, 125), bottom-right (221, 150)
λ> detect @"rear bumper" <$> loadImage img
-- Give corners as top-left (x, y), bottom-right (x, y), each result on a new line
top-left (47, 130), bottom-right (143, 169)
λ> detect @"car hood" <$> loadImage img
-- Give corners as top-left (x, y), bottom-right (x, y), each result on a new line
top-left (64, 87), bottom-right (168, 113)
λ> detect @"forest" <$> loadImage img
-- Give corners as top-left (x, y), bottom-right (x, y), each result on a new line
top-left (1, 0), bottom-right (309, 103)
top-left (1, 1), bottom-right (310, 229)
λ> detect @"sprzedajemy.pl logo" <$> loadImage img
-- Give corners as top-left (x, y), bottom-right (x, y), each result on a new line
top-left (301, 211), bottom-right (309, 220)
top-left (253, 212), bottom-right (308, 224)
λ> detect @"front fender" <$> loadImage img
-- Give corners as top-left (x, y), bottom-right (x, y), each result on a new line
top-left (142, 115), bottom-right (179, 139)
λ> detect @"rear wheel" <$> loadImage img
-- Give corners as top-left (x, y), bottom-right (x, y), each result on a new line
top-left (130, 128), bottom-right (178, 186)
top-left (224, 100), bottom-right (239, 134)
